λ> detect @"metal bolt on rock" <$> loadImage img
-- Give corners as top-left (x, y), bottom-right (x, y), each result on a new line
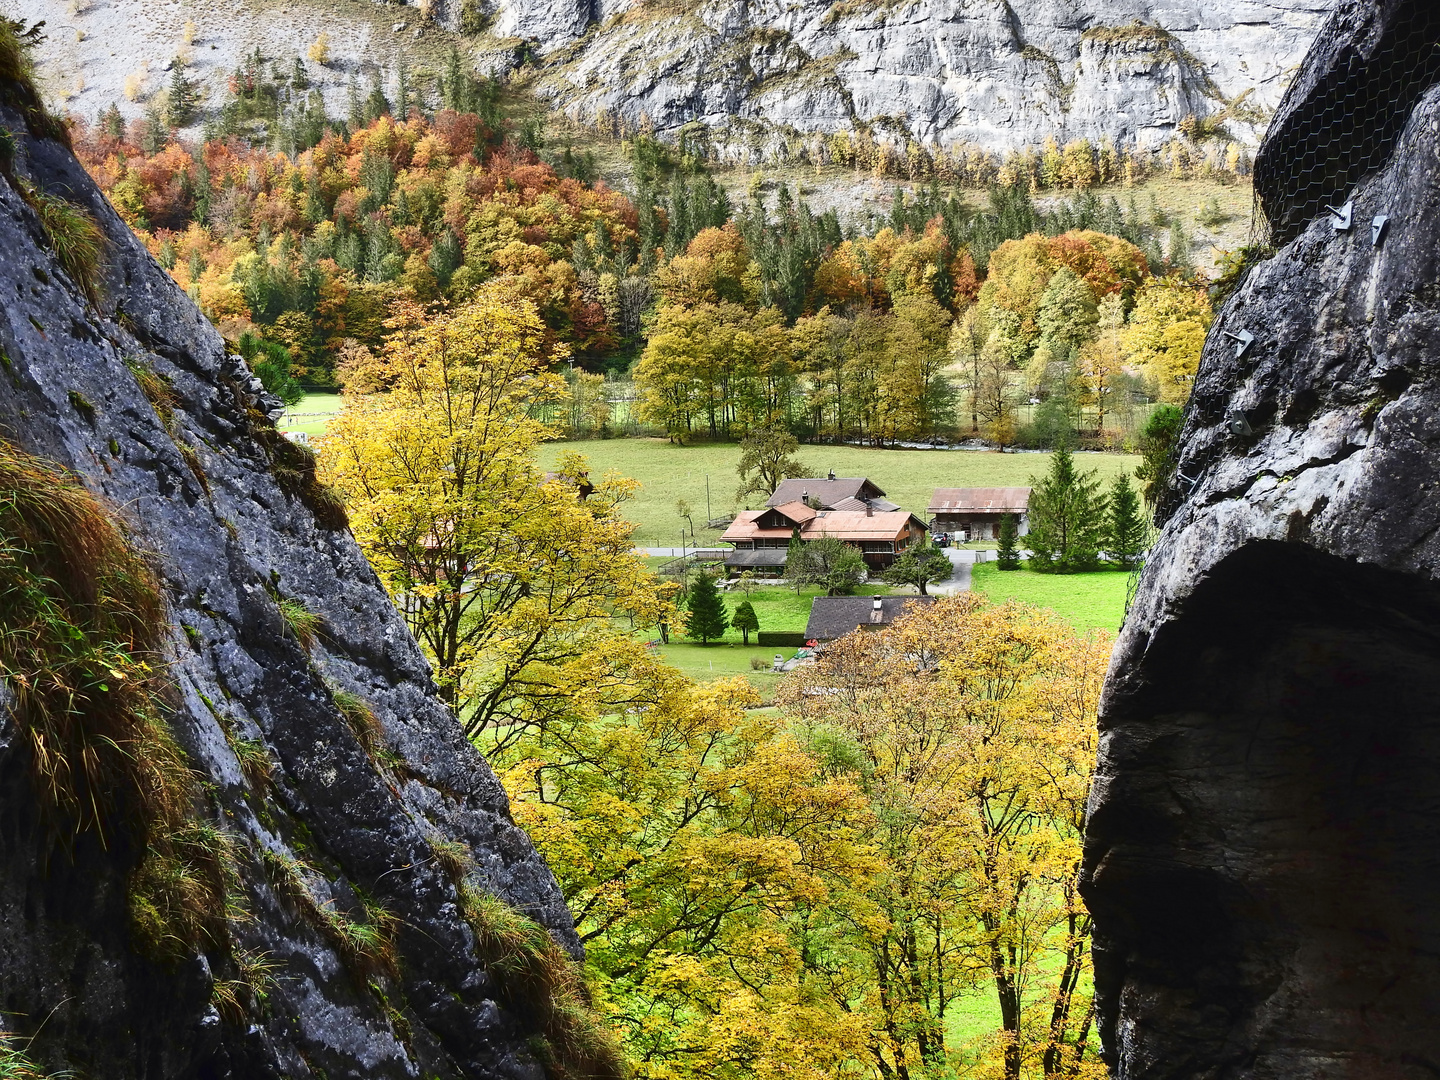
top-left (1228, 410), bottom-right (1254, 437)
top-left (1373, 214), bottom-right (1391, 247)
top-left (1224, 329), bottom-right (1256, 359)
top-left (1326, 202), bottom-right (1354, 231)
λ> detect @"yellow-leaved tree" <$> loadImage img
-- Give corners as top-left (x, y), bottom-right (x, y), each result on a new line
top-left (501, 660), bottom-right (879, 1080)
top-left (777, 595), bottom-right (1112, 1080)
top-left (319, 286), bottom-right (680, 751)
top-left (1123, 277), bottom-right (1214, 404)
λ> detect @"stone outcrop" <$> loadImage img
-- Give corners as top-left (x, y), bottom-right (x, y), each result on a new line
top-left (522, 0), bottom-right (1330, 157)
top-left (1080, 2), bottom-right (1440, 1075)
top-left (0, 65), bottom-right (582, 1080)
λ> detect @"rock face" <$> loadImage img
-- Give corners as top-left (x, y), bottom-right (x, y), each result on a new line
top-left (0, 73), bottom-right (580, 1080)
top-left (523, 0), bottom-right (1331, 156)
top-left (1080, 2), bottom-right (1440, 1075)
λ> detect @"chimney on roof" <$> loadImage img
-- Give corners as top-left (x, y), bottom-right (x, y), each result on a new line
top-left (828, 469), bottom-right (835, 480)
top-left (872, 598), bottom-right (883, 611)
top-left (866, 501), bottom-right (873, 517)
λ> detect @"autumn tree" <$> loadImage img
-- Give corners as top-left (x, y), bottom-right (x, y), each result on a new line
top-left (778, 596), bottom-right (1112, 1080)
top-left (502, 667), bottom-right (875, 1080)
top-left (1123, 277), bottom-right (1212, 404)
top-left (319, 288), bottom-right (678, 751)
top-left (736, 427), bottom-right (809, 503)
top-left (1077, 292), bottom-right (1126, 433)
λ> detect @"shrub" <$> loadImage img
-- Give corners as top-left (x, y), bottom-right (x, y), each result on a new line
top-left (307, 32), bottom-right (330, 65)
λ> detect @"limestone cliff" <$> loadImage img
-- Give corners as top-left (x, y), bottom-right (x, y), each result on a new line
top-left (18, 0), bottom-right (1328, 162)
top-left (0, 48), bottom-right (597, 1080)
top-left (1080, 1), bottom-right (1440, 1075)
top-left (525, 0), bottom-right (1330, 156)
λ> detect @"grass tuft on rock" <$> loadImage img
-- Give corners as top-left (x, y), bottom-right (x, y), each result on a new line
top-left (0, 438), bottom-right (234, 961)
top-left (431, 838), bottom-right (629, 1080)
top-left (23, 183), bottom-right (104, 306)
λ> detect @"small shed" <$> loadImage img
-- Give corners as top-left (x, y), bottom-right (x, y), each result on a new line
top-left (928, 487), bottom-right (1031, 541)
top-left (804, 595), bottom-right (937, 643)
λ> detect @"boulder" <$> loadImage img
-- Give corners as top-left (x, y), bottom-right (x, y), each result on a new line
top-left (1081, 2), bottom-right (1440, 1075)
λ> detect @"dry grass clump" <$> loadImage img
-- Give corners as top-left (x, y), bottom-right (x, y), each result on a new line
top-left (0, 19), bottom-right (71, 146)
top-left (431, 838), bottom-right (628, 1080)
top-left (23, 184), bottom-right (105, 305)
top-left (278, 597), bottom-right (323, 651)
top-left (0, 439), bottom-right (233, 960)
top-left (332, 689), bottom-right (385, 756)
top-left (126, 358), bottom-right (177, 429)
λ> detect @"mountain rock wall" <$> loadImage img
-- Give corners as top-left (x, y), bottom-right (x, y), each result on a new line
top-left (522, 0), bottom-right (1331, 157)
top-left (1080, 2), bottom-right (1440, 1075)
top-left (0, 66), bottom-right (583, 1079)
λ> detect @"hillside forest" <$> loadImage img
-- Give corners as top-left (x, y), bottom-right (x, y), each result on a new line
top-left (51, 40), bottom-right (1216, 1079)
top-left (72, 45), bottom-right (1221, 451)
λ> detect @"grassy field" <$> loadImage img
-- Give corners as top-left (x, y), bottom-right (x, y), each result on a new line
top-left (538, 439), bottom-right (1142, 546)
top-left (649, 641), bottom-right (789, 701)
top-left (279, 393), bottom-right (343, 438)
top-left (971, 561), bottom-right (1131, 633)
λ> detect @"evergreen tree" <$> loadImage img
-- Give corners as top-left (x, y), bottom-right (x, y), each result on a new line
top-left (166, 63), bottom-right (199, 128)
top-left (997, 512), bottom-right (1020, 571)
top-left (1106, 472), bottom-right (1146, 568)
top-left (1026, 442), bottom-right (1105, 573)
top-left (685, 571), bottom-right (729, 644)
top-left (731, 600), bottom-right (759, 645)
top-left (100, 101), bottom-right (125, 139)
top-left (881, 545), bottom-right (953, 596)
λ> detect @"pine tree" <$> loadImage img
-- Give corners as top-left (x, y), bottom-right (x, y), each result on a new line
top-left (685, 571), bottom-right (729, 644)
top-left (166, 63), bottom-right (199, 128)
top-left (1026, 442), bottom-right (1105, 573)
top-left (731, 600), bottom-right (759, 645)
top-left (997, 512), bottom-right (1020, 571)
top-left (1106, 472), bottom-right (1146, 568)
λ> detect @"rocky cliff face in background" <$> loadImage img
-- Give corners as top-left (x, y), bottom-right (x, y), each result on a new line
top-left (527, 0), bottom-right (1330, 157)
top-left (0, 68), bottom-right (583, 1080)
top-left (18, 0), bottom-right (1329, 162)
top-left (1080, 1), bottom-right (1440, 1075)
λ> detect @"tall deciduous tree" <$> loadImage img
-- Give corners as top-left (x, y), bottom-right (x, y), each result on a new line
top-left (1027, 443), bottom-right (1105, 573)
top-left (778, 596), bottom-right (1112, 1080)
top-left (319, 288), bottom-right (678, 750)
top-left (736, 427), bottom-right (808, 503)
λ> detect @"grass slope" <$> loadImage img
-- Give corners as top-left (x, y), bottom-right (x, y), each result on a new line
top-left (971, 561), bottom-right (1130, 633)
top-left (538, 439), bottom-right (1142, 546)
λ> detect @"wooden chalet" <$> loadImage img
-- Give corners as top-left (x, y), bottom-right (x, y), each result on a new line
top-left (721, 500), bottom-right (927, 572)
top-left (928, 487), bottom-right (1031, 541)
top-left (804, 595), bottom-right (937, 643)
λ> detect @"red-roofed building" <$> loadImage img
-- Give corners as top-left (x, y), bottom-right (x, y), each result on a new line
top-left (721, 501), bottom-right (927, 572)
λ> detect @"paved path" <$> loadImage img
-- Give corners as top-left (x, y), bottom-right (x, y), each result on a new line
top-left (926, 549), bottom-right (997, 595)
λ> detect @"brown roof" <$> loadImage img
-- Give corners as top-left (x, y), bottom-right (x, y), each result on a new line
top-left (771, 501), bottom-right (817, 524)
top-left (928, 487), bottom-right (1032, 514)
top-left (767, 477), bottom-right (887, 509)
top-left (721, 509), bottom-right (926, 544)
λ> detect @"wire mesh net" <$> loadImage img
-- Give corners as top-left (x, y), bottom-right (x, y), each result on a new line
top-left (1255, 4), bottom-right (1440, 246)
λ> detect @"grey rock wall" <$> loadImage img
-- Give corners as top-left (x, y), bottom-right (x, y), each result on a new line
top-left (0, 88), bottom-right (578, 1079)
top-left (1080, 2), bottom-right (1440, 1075)
top-left (523, 0), bottom-right (1331, 157)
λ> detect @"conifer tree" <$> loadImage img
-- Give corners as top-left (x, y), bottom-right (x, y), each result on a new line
top-left (685, 571), bottom-right (729, 644)
top-left (166, 63), bottom-right (199, 128)
top-left (1026, 442), bottom-right (1105, 573)
top-left (997, 512), bottom-right (1020, 570)
top-left (1106, 472), bottom-right (1146, 568)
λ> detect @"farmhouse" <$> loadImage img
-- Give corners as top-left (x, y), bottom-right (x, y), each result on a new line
top-left (721, 500), bottom-right (927, 572)
top-left (767, 474), bottom-right (900, 513)
top-left (804, 595), bottom-right (937, 643)
top-left (928, 487), bottom-right (1031, 541)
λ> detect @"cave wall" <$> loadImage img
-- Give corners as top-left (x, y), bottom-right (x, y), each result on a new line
top-left (1080, 2), bottom-right (1440, 1075)
top-left (0, 74), bottom-right (579, 1080)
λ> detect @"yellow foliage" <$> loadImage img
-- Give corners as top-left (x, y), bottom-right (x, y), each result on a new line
top-left (307, 31), bottom-right (331, 65)
top-left (1123, 276), bottom-right (1214, 404)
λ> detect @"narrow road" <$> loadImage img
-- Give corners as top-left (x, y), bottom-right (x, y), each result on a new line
top-left (928, 549), bottom-right (995, 595)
